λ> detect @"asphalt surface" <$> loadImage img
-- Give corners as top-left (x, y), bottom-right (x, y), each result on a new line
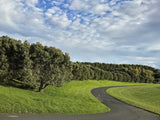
top-left (0, 86), bottom-right (159, 120)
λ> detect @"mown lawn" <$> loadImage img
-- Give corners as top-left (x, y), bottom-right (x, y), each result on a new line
top-left (107, 85), bottom-right (160, 114)
top-left (0, 80), bottom-right (150, 114)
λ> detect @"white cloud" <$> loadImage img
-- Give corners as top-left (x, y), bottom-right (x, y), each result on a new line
top-left (25, 0), bottom-right (38, 7)
top-left (49, 13), bottom-right (71, 28)
top-left (146, 44), bottom-right (160, 51)
top-left (0, 0), bottom-right (160, 68)
top-left (45, 6), bottom-right (72, 28)
top-left (70, 0), bottom-right (111, 15)
top-left (46, 7), bottom-right (62, 16)
top-left (93, 4), bottom-right (110, 14)
top-left (70, 0), bottom-right (89, 10)
top-left (135, 57), bottom-right (157, 61)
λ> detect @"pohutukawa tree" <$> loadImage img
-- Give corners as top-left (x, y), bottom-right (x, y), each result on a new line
top-left (30, 42), bottom-right (72, 92)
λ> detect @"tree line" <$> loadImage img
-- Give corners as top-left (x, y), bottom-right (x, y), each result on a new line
top-left (72, 62), bottom-right (160, 83)
top-left (0, 36), bottom-right (160, 92)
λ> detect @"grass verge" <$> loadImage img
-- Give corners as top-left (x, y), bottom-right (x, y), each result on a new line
top-left (107, 85), bottom-right (160, 114)
top-left (0, 80), bottom-right (151, 114)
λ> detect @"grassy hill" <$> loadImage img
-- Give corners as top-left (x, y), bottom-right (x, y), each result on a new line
top-left (0, 80), bottom-right (152, 114)
top-left (107, 85), bottom-right (160, 114)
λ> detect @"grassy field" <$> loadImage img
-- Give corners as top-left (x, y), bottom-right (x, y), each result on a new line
top-left (107, 85), bottom-right (160, 114)
top-left (0, 80), bottom-right (151, 114)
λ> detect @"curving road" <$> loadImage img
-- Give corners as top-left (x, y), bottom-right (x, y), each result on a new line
top-left (0, 86), bottom-right (159, 120)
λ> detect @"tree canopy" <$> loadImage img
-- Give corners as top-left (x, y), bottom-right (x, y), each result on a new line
top-left (0, 36), bottom-right (72, 92)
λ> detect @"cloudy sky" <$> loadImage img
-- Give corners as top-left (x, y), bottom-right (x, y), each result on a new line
top-left (0, 0), bottom-right (160, 68)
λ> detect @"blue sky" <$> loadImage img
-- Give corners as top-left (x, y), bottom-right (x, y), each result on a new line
top-left (0, 0), bottom-right (160, 68)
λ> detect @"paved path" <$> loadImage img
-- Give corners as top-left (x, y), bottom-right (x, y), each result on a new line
top-left (0, 86), bottom-right (159, 120)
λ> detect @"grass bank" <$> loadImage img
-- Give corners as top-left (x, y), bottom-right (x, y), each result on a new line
top-left (0, 80), bottom-right (150, 114)
top-left (107, 85), bottom-right (160, 114)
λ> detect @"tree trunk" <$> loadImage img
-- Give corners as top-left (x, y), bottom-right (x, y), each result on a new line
top-left (39, 87), bottom-right (45, 92)
top-left (39, 83), bottom-right (44, 92)
top-left (38, 83), bottom-right (49, 92)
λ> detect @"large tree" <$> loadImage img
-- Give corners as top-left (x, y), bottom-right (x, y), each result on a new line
top-left (30, 43), bottom-right (72, 92)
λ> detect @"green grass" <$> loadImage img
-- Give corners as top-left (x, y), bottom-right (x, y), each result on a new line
top-left (107, 85), bottom-right (160, 114)
top-left (0, 80), bottom-right (151, 114)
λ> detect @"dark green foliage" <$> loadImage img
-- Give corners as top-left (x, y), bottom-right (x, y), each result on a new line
top-left (72, 62), bottom-right (159, 83)
top-left (0, 36), bottom-right (72, 92)
top-left (154, 70), bottom-right (160, 83)
top-left (0, 36), bottom-right (32, 85)
top-left (30, 43), bottom-right (72, 92)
